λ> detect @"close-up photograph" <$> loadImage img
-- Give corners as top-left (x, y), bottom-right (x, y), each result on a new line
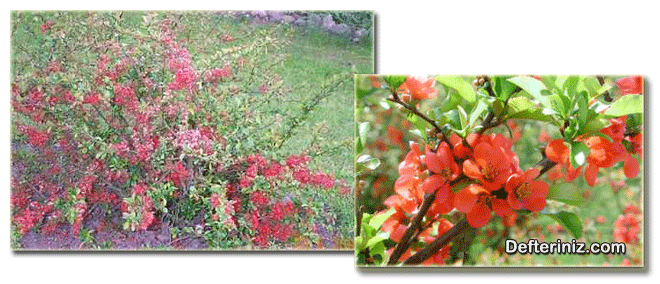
top-left (355, 74), bottom-right (643, 267)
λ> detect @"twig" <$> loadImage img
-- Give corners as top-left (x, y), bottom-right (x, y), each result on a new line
top-left (386, 94), bottom-right (452, 148)
top-left (387, 175), bottom-right (466, 264)
top-left (398, 155), bottom-right (556, 265)
top-left (597, 76), bottom-right (613, 102)
top-left (403, 219), bottom-right (470, 265)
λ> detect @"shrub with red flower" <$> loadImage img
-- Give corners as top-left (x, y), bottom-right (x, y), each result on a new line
top-left (11, 11), bottom-right (362, 250)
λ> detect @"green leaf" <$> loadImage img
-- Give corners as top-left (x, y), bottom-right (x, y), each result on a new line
top-left (604, 95), bottom-right (643, 117)
top-left (468, 100), bottom-right (488, 128)
top-left (368, 208), bottom-right (396, 229)
top-left (549, 211), bottom-right (583, 239)
top-left (384, 75), bottom-right (407, 90)
top-left (493, 76), bottom-right (518, 101)
top-left (356, 122), bottom-right (369, 154)
top-left (355, 236), bottom-right (366, 251)
top-left (507, 108), bottom-right (552, 122)
top-left (546, 183), bottom-right (586, 208)
top-left (576, 91), bottom-right (589, 126)
top-left (507, 96), bottom-right (534, 115)
top-left (356, 155), bottom-right (381, 170)
top-left (547, 94), bottom-right (569, 117)
top-left (508, 76), bottom-right (549, 107)
top-left (492, 98), bottom-right (505, 117)
top-left (369, 241), bottom-right (388, 264)
top-left (581, 77), bottom-right (604, 98)
top-left (438, 90), bottom-right (462, 113)
top-left (436, 76), bottom-right (476, 104)
top-left (366, 231), bottom-right (389, 248)
top-left (560, 75), bottom-right (580, 95)
top-left (578, 118), bottom-right (609, 136)
top-left (457, 105), bottom-right (468, 130)
top-left (406, 113), bottom-right (430, 140)
top-left (444, 109), bottom-right (462, 129)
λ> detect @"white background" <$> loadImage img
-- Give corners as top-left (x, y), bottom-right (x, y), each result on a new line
top-left (2, 0), bottom-right (658, 283)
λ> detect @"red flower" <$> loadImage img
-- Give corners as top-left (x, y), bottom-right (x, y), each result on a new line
top-left (449, 133), bottom-right (478, 159)
top-left (210, 193), bottom-right (221, 209)
top-left (132, 184), bottom-right (149, 195)
top-left (505, 168), bottom-right (549, 212)
top-left (82, 92), bottom-right (101, 105)
top-left (168, 161), bottom-right (190, 187)
top-left (545, 139), bottom-right (569, 165)
top-left (455, 184), bottom-right (512, 228)
top-left (463, 134), bottom-right (517, 191)
top-left (615, 75), bottom-right (643, 95)
top-left (40, 20), bottom-right (54, 34)
top-left (601, 117), bottom-right (626, 143)
top-left (613, 213), bottom-right (640, 243)
top-left (250, 191), bottom-right (269, 207)
top-left (402, 75), bottom-right (438, 100)
top-left (422, 143), bottom-right (461, 185)
top-left (583, 136), bottom-right (627, 186)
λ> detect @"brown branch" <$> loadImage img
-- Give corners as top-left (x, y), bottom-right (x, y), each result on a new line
top-left (387, 175), bottom-right (466, 265)
top-left (537, 156), bottom-right (557, 177)
top-left (386, 191), bottom-right (437, 265)
top-left (597, 76), bottom-right (613, 102)
top-left (398, 156), bottom-right (557, 265)
top-left (386, 92), bottom-right (453, 148)
top-left (403, 219), bottom-right (470, 265)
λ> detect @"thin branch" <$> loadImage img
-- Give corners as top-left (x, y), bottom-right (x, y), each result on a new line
top-left (398, 155), bottom-right (557, 265)
top-left (403, 219), bottom-right (470, 265)
top-left (386, 96), bottom-right (442, 134)
top-left (386, 95), bottom-right (452, 148)
top-left (597, 76), bottom-right (613, 102)
top-left (387, 175), bottom-right (466, 265)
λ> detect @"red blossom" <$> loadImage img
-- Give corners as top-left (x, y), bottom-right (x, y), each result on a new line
top-left (505, 168), bottom-right (548, 212)
top-left (613, 213), bottom-right (640, 243)
top-left (615, 76), bottom-right (643, 95)
top-left (400, 75), bottom-right (438, 100)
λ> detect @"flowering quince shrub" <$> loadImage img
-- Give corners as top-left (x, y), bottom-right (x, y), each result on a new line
top-left (10, 11), bottom-right (368, 250)
top-left (355, 75), bottom-right (643, 266)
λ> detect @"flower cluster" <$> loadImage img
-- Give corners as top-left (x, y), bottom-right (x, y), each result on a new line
top-left (613, 204), bottom-right (642, 244)
top-left (545, 115), bottom-right (642, 186)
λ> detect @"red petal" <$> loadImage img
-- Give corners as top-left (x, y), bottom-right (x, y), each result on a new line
top-left (522, 168), bottom-right (540, 182)
top-left (624, 154), bottom-right (640, 179)
top-left (615, 76), bottom-right (643, 95)
top-left (420, 174), bottom-right (445, 194)
top-left (529, 180), bottom-right (549, 198)
top-left (522, 196), bottom-right (546, 212)
top-left (546, 139), bottom-right (568, 164)
top-left (424, 149), bottom-right (444, 174)
top-left (505, 173), bottom-right (522, 193)
top-left (467, 202), bottom-right (491, 228)
top-left (492, 198), bottom-right (514, 218)
top-left (462, 159), bottom-right (482, 180)
top-left (454, 184), bottom-right (485, 213)
top-left (394, 175), bottom-right (417, 198)
top-left (390, 224), bottom-right (408, 242)
top-left (584, 163), bottom-right (599, 187)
